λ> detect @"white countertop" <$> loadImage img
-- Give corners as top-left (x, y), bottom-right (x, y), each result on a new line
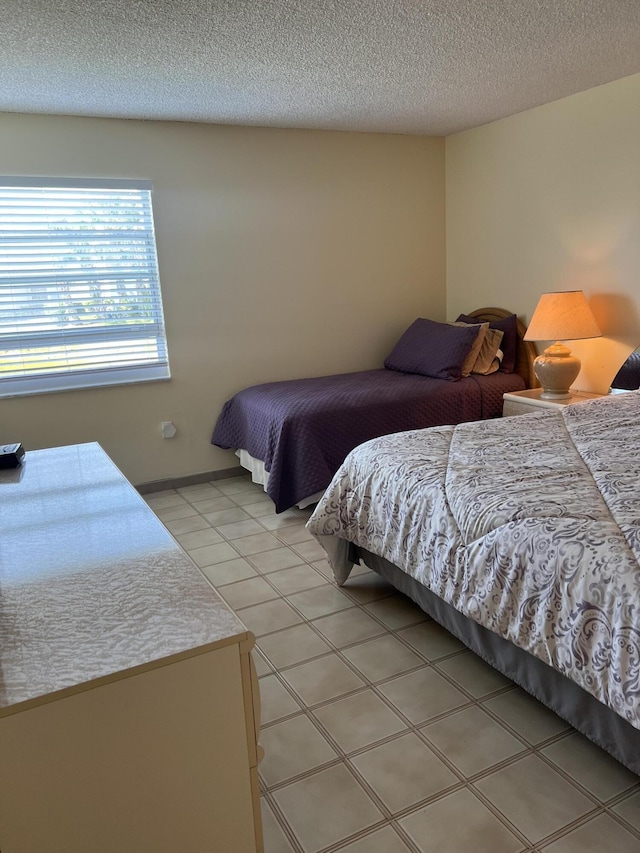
top-left (0, 443), bottom-right (247, 714)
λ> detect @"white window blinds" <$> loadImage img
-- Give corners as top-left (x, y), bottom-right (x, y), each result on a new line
top-left (0, 177), bottom-right (170, 397)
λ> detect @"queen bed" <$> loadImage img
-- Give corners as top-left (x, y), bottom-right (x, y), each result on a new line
top-left (212, 308), bottom-right (536, 512)
top-left (307, 390), bottom-right (640, 774)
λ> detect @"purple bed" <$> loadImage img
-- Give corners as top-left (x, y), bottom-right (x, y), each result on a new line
top-left (212, 308), bottom-right (537, 512)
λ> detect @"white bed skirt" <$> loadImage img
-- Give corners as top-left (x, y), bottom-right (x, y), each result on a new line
top-left (235, 450), bottom-right (323, 509)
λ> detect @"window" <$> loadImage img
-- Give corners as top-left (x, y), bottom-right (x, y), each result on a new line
top-left (0, 177), bottom-right (170, 397)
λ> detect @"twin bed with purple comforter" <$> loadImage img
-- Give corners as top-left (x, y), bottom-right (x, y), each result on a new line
top-left (212, 369), bottom-right (525, 512)
top-left (212, 308), bottom-right (535, 512)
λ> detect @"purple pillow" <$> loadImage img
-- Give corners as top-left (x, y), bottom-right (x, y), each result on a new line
top-left (456, 313), bottom-right (518, 373)
top-left (384, 318), bottom-right (481, 381)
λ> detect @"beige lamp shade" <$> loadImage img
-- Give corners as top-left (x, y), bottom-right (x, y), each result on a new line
top-left (524, 291), bottom-right (601, 400)
top-left (523, 290), bottom-right (601, 342)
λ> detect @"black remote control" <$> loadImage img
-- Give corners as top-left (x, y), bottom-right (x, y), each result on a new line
top-left (0, 443), bottom-right (25, 469)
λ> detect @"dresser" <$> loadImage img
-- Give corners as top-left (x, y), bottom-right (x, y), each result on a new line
top-left (0, 443), bottom-right (263, 853)
top-left (502, 387), bottom-right (604, 416)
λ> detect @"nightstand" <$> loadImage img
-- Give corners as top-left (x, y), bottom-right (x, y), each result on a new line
top-left (502, 387), bottom-right (605, 417)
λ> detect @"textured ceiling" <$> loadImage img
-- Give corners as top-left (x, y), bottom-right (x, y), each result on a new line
top-left (2, 0), bottom-right (640, 136)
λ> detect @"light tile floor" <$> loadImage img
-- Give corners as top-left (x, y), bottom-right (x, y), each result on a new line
top-left (147, 476), bottom-right (640, 853)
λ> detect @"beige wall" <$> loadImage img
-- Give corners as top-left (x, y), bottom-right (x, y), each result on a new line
top-left (446, 72), bottom-right (640, 393)
top-left (0, 114), bottom-right (445, 484)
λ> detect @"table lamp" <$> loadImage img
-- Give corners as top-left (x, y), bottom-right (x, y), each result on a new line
top-left (524, 290), bottom-right (601, 400)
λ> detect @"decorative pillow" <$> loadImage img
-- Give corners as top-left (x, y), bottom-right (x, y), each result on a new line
top-left (384, 318), bottom-right (481, 381)
top-left (471, 327), bottom-right (504, 374)
top-left (450, 321), bottom-right (488, 376)
top-left (456, 313), bottom-right (518, 373)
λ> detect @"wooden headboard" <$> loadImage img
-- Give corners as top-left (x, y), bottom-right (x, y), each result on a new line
top-left (466, 307), bottom-right (539, 390)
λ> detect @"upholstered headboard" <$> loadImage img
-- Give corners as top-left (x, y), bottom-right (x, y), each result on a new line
top-left (466, 307), bottom-right (539, 389)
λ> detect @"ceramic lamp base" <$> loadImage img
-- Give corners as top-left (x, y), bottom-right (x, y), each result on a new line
top-left (533, 343), bottom-right (581, 400)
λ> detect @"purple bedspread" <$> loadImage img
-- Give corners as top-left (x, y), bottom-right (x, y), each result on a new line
top-left (212, 368), bottom-right (525, 512)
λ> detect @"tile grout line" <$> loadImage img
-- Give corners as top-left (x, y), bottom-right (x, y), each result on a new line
top-left (261, 790), bottom-right (306, 853)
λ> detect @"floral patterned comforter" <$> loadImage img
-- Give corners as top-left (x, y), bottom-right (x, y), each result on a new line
top-left (308, 391), bottom-right (640, 729)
